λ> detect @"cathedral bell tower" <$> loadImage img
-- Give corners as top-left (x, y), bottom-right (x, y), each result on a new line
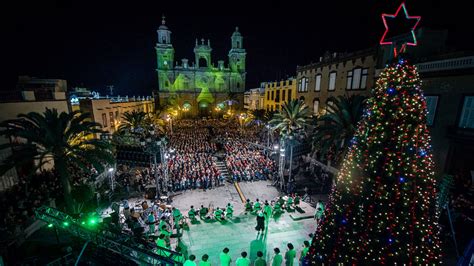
top-left (156, 15), bottom-right (175, 70)
top-left (228, 27), bottom-right (246, 92)
top-left (156, 15), bottom-right (175, 91)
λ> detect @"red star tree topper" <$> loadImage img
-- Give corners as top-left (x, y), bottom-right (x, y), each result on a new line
top-left (380, 2), bottom-right (421, 57)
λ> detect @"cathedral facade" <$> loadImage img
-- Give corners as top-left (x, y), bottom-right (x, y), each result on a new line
top-left (156, 17), bottom-right (246, 116)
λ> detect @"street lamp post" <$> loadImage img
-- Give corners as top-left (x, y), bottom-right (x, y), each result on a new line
top-left (141, 129), bottom-right (167, 199)
top-left (279, 146), bottom-right (286, 191)
top-left (166, 115), bottom-right (173, 135)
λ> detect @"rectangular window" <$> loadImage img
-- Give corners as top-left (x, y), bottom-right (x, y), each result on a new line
top-left (275, 90), bottom-right (280, 102)
top-left (315, 74), bottom-right (321, 91)
top-left (298, 79), bottom-right (302, 92)
top-left (425, 96), bottom-right (439, 126)
top-left (115, 111), bottom-right (119, 121)
top-left (352, 68), bottom-right (362, 89)
top-left (346, 71), bottom-right (353, 90)
top-left (313, 99), bottom-right (319, 115)
top-left (459, 96), bottom-right (474, 128)
top-left (288, 89), bottom-right (292, 101)
top-left (102, 113), bottom-right (107, 127)
top-left (329, 72), bottom-right (336, 91)
top-left (282, 90), bottom-right (286, 102)
top-left (271, 91), bottom-right (274, 100)
top-left (267, 91), bottom-right (270, 100)
top-left (361, 68), bottom-right (368, 89)
top-left (304, 78), bottom-right (309, 92)
top-left (109, 112), bottom-right (114, 127)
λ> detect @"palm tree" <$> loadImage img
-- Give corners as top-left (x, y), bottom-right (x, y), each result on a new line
top-left (119, 110), bottom-right (148, 134)
top-left (270, 99), bottom-right (310, 139)
top-left (269, 99), bottom-right (310, 188)
top-left (244, 109), bottom-right (266, 126)
top-left (312, 95), bottom-right (366, 165)
top-left (0, 108), bottom-right (115, 212)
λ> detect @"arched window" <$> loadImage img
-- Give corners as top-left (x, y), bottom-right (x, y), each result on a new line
top-left (236, 82), bottom-right (240, 89)
top-left (237, 41), bottom-right (240, 48)
top-left (164, 81), bottom-right (169, 88)
top-left (198, 57), bottom-right (208, 68)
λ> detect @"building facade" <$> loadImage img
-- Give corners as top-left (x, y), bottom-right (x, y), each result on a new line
top-left (0, 77), bottom-right (70, 191)
top-left (416, 53), bottom-right (474, 176)
top-left (295, 49), bottom-right (377, 116)
top-left (79, 97), bottom-right (154, 136)
top-left (263, 78), bottom-right (297, 112)
top-left (244, 85), bottom-right (265, 110)
top-left (156, 17), bottom-right (246, 117)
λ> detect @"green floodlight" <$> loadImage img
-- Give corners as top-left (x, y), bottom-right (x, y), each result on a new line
top-left (47, 223), bottom-right (54, 228)
top-left (63, 221), bottom-right (69, 227)
top-left (88, 218), bottom-right (97, 225)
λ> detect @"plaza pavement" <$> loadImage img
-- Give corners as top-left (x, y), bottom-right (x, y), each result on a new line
top-left (174, 180), bottom-right (317, 265)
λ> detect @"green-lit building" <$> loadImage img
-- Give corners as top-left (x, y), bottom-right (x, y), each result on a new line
top-left (156, 17), bottom-right (246, 116)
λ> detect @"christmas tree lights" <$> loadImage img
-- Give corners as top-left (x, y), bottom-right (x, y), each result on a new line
top-left (307, 58), bottom-right (442, 264)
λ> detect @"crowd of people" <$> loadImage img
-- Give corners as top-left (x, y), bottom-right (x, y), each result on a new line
top-left (114, 119), bottom-right (277, 195)
top-left (0, 164), bottom-right (97, 240)
top-left (224, 139), bottom-right (275, 182)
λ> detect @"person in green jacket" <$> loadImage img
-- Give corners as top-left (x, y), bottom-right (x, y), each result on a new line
top-left (277, 197), bottom-right (285, 208)
top-left (214, 207), bottom-right (224, 222)
top-left (264, 201), bottom-right (272, 220)
top-left (254, 251), bottom-right (266, 266)
top-left (294, 194), bottom-right (300, 206)
top-left (236, 251), bottom-right (251, 266)
top-left (184, 254), bottom-right (197, 266)
top-left (225, 203), bottom-right (234, 219)
top-left (284, 243), bottom-right (296, 266)
top-left (219, 247), bottom-right (232, 266)
top-left (253, 198), bottom-right (262, 214)
top-left (199, 254), bottom-right (211, 266)
top-left (286, 196), bottom-right (293, 212)
top-left (155, 233), bottom-right (166, 249)
top-left (271, 248), bottom-right (283, 266)
top-left (273, 202), bottom-right (282, 217)
top-left (244, 199), bottom-right (253, 214)
top-left (299, 241), bottom-right (310, 263)
top-left (188, 205), bottom-right (197, 223)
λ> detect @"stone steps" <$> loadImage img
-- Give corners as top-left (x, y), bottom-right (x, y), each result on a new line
top-left (215, 160), bottom-right (231, 182)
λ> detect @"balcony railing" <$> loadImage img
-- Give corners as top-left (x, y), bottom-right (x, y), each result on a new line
top-left (416, 56), bottom-right (474, 73)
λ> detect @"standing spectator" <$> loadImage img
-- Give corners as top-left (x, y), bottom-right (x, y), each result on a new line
top-left (299, 241), bottom-right (310, 264)
top-left (236, 251), bottom-right (251, 266)
top-left (184, 254), bottom-right (197, 266)
top-left (284, 243), bottom-right (296, 266)
top-left (271, 248), bottom-right (283, 266)
top-left (255, 212), bottom-right (265, 234)
top-left (219, 247), bottom-right (231, 266)
top-left (199, 254), bottom-right (211, 266)
top-left (254, 251), bottom-right (266, 266)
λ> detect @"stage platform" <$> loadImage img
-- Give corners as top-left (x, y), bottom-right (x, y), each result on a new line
top-left (102, 181), bottom-right (317, 265)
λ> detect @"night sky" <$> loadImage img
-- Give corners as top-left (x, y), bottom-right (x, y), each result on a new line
top-left (3, 0), bottom-right (473, 96)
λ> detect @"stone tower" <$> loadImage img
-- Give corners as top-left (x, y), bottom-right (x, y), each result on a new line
top-left (156, 16), bottom-right (175, 89)
top-left (228, 27), bottom-right (246, 92)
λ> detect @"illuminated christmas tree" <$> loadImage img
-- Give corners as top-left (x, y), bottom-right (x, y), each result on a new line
top-left (307, 58), bottom-right (442, 264)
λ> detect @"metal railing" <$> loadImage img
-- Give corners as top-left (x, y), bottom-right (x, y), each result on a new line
top-left (416, 56), bottom-right (474, 73)
top-left (34, 206), bottom-right (184, 265)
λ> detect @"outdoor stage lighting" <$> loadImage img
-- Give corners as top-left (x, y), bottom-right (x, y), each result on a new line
top-left (108, 167), bottom-right (114, 172)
